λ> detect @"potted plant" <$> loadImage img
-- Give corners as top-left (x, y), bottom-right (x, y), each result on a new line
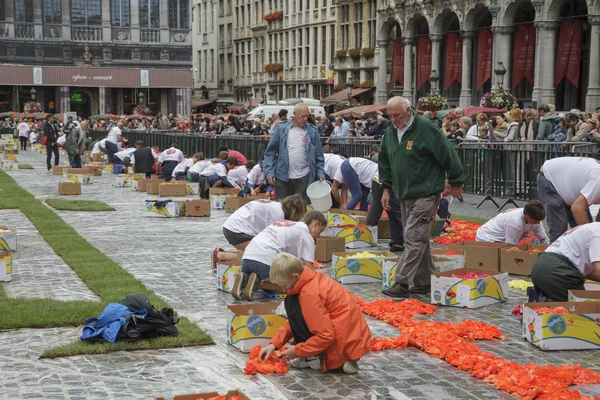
top-left (334, 98), bottom-right (361, 112)
top-left (361, 47), bottom-right (375, 59)
top-left (264, 11), bottom-right (283, 21)
top-left (416, 94), bottom-right (448, 112)
top-left (480, 88), bottom-right (518, 110)
top-left (335, 50), bottom-right (347, 60)
top-left (348, 48), bottom-right (361, 59)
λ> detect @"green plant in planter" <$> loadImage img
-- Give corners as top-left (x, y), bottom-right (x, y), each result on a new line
top-left (335, 50), bottom-right (347, 60)
top-left (361, 47), bottom-right (375, 59)
top-left (348, 48), bottom-right (361, 59)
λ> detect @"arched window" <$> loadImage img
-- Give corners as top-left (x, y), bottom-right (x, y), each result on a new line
top-left (140, 0), bottom-right (160, 28)
top-left (71, 0), bottom-right (101, 25)
top-left (111, 0), bottom-right (131, 27)
top-left (43, 0), bottom-right (62, 24)
top-left (15, 0), bottom-right (34, 22)
top-left (169, 0), bottom-right (189, 29)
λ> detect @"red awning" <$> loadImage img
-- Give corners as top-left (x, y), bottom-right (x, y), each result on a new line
top-left (192, 99), bottom-right (216, 107)
top-left (321, 87), bottom-right (372, 104)
top-left (250, 98), bottom-right (264, 107)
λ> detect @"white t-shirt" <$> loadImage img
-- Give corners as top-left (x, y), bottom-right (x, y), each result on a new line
top-left (349, 158), bottom-right (378, 189)
top-left (287, 126), bottom-right (310, 179)
top-left (189, 160), bottom-right (212, 175)
top-left (158, 147), bottom-right (184, 163)
top-left (18, 122), bottom-right (30, 137)
top-left (57, 134), bottom-right (66, 146)
top-left (543, 157), bottom-right (600, 206)
top-left (91, 138), bottom-right (106, 155)
top-left (106, 127), bottom-right (121, 145)
top-left (227, 165), bottom-right (248, 188)
top-left (546, 222), bottom-right (600, 276)
top-left (223, 199), bottom-right (284, 236)
top-left (172, 158), bottom-right (194, 177)
top-left (476, 208), bottom-right (549, 245)
top-left (114, 147), bottom-right (136, 161)
top-left (242, 220), bottom-right (315, 266)
top-left (465, 124), bottom-right (480, 141)
top-left (29, 132), bottom-right (38, 142)
top-left (200, 162), bottom-right (227, 177)
top-left (324, 153), bottom-right (345, 180)
top-left (247, 163), bottom-right (266, 187)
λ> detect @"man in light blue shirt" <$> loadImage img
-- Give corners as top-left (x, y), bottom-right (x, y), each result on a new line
top-left (335, 118), bottom-right (350, 137)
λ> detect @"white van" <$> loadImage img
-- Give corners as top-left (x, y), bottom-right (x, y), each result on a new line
top-left (278, 98), bottom-right (322, 106)
top-left (247, 105), bottom-right (326, 121)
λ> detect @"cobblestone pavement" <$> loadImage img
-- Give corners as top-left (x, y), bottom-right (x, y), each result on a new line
top-left (1, 149), bottom-right (600, 400)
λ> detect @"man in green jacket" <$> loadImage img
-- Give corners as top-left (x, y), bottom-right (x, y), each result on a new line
top-left (380, 97), bottom-right (465, 298)
top-left (536, 104), bottom-right (560, 140)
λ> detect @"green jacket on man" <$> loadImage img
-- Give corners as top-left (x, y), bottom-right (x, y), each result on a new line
top-left (378, 111), bottom-right (465, 201)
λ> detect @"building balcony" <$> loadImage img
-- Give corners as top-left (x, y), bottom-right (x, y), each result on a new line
top-left (71, 26), bottom-right (103, 41)
top-left (15, 23), bottom-right (34, 39)
top-left (141, 28), bottom-right (160, 43)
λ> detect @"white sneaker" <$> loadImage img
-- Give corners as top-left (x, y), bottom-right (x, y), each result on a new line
top-left (289, 357), bottom-right (320, 370)
top-left (342, 360), bottom-right (359, 374)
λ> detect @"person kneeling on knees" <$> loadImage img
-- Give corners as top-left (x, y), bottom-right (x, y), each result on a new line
top-left (258, 253), bottom-right (371, 373)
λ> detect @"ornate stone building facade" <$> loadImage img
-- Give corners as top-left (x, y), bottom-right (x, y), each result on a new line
top-left (374, 0), bottom-right (599, 111)
top-left (0, 0), bottom-right (192, 117)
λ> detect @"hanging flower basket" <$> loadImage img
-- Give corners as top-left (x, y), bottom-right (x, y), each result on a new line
top-left (416, 94), bottom-right (448, 112)
top-left (356, 80), bottom-right (374, 88)
top-left (335, 50), bottom-right (347, 60)
top-left (334, 98), bottom-right (361, 112)
top-left (264, 64), bottom-right (283, 73)
top-left (348, 48), bottom-right (361, 59)
top-left (361, 47), bottom-right (375, 59)
top-left (480, 88), bottom-right (518, 110)
top-left (264, 11), bottom-right (283, 21)
top-left (23, 102), bottom-right (43, 113)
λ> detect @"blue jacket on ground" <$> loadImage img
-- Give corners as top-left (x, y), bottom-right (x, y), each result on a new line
top-left (263, 120), bottom-right (325, 183)
top-left (81, 303), bottom-right (147, 344)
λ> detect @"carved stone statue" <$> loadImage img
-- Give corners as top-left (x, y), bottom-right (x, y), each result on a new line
top-left (161, 49), bottom-right (169, 61)
top-left (83, 46), bottom-right (92, 64)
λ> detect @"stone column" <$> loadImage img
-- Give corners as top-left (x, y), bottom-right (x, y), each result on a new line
top-left (362, 0), bottom-right (370, 48)
top-left (490, 25), bottom-right (513, 90)
top-left (403, 38), bottom-right (414, 102)
top-left (5, 0), bottom-right (14, 38)
top-left (59, 87), bottom-right (70, 113)
top-left (161, 89), bottom-right (168, 114)
top-left (116, 89), bottom-right (124, 115)
top-left (33, 0), bottom-right (42, 38)
top-left (459, 31), bottom-right (474, 108)
top-left (586, 16), bottom-right (600, 112)
top-left (99, 87), bottom-right (106, 114)
top-left (61, 0), bottom-right (70, 40)
top-left (131, 0), bottom-right (140, 42)
top-left (376, 39), bottom-right (389, 103)
top-left (348, 1), bottom-right (356, 48)
top-left (532, 21), bottom-right (558, 107)
top-left (160, 0), bottom-right (169, 43)
top-left (102, 0), bottom-right (111, 43)
top-left (335, 4), bottom-right (342, 50)
top-left (430, 34), bottom-right (443, 95)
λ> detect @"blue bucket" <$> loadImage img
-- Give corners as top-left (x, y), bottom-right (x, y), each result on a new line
top-left (112, 164), bottom-right (122, 174)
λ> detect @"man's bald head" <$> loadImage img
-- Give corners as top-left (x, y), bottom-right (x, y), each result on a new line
top-left (293, 103), bottom-right (310, 127)
top-left (387, 96), bottom-right (412, 130)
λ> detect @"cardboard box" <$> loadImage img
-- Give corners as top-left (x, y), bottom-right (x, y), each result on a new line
top-left (431, 268), bottom-right (509, 308)
top-left (159, 183), bottom-right (186, 197)
top-left (209, 188), bottom-right (238, 209)
top-left (585, 280), bottom-right (600, 290)
top-left (217, 263), bottom-right (241, 292)
top-left (146, 179), bottom-right (167, 194)
top-left (224, 194), bottom-right (270, 212)
top-left (500, 244), bottom-right (548, 276)
top-left (82, 165), bottom-right (102, 176)
top-left (0, 252), bottom-right (12, 282)
top-left (92, 153), bottom-right (105, 162)
top-left (382, 259), bottom-right (399, 288)
top-left (144, 200), bottom-right (184, 218)
top-left (1, 160), bottom-right (15, 171)
top-left (378, 217), bottom-right (390, 239)
top-left (51, 165), bottom-right (70, 175)
top-left (448, 241), bottom-right (511, 271)
top-left (185, 199), bottom-right (210, 217)
top-left (315, 236), bottom-right (346, 262)
top-left (332, 251), bottom-right (398, 284)
top-left (114, 175), bottom-right (132, 188)
top-left (568, 290), bottom-right (600, 302)
top-left (58, 181), bottom-right (81, 195)
top-left (185, 182), bottom-right (198, 196)
top-left (523, 301), bottom-right (600, 350)
top-left (155, 390), bottom-right (251, 400)
top-left (226, 302), bottom-right (288, 352)
top-left (431, 249), bottom-right (466, 273)
top-left (4, 149), bottom-right (17, 154)
top-left (63, 172), bottom-right (92, 185)
top-left (327, 208), bottom-right (367, 226)
top-left (0, 227), bottom-right (16, 252)
top-left (321, 225), bottom-right (378, 249)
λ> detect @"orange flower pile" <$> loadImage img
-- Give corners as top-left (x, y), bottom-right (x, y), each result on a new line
top-left (433, 220), bottom-right (482, 245)
top-left (355, 297), bottom-right (600, 400)
top-left (452, 272), bottom-right (491, 279)
top-left (244, 345), bottom-right (289, 375)
top-left (534, 306), bottom-right (569, 315)
top-left (445, 250), bottom-right (461, 255)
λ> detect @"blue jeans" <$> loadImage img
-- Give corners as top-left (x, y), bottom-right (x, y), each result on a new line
top-left (241, 259), bottom-right (270, 281)
top-left (366, 180), bottom-right (404, 245)
top-left (341, 159), bottom-right (370, 211)
top-left (105, 141), bottom-right (118, 164)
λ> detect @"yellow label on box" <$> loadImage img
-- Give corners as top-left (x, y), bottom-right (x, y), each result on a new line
top-left (332, 252), bottom-right (396, 284)
top-left (323, 225), bottom-right (377, 249)
top-left (217, 264), bottom-right (241, 292)
top-left (144, 201), bottom-right (183, 218)
top-left (64, 172), bottom-right (92, 185)
top-left (327, 213), bottom-right (361, 226)
top-left (114, 175), bottom-right (132, 188)
top-left (0, 252), bottom-right (12, 282)
top-left (431, 270), bottom-right (509, 309)
top-left (2, 153), bottom-right (17, 161)
top-left (226, 304), bottom-right (289, 352)
top-left (382, 260), bottom-right (398, 288)
top-left (0, 228), bottom-right (17, 252)
top-left (185, 183), bottom-right (198, 195)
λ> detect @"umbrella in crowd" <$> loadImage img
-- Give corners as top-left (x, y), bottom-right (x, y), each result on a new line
top-left (91, 113), bottom-right (119, 120)
top-left (435, 107), bottom-right (506, 118)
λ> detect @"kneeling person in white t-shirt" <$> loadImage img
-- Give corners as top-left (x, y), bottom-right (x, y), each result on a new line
top-left (231, 211), bottom-right (327, 301)
top-left (476, 201), bottom-right (549, 245)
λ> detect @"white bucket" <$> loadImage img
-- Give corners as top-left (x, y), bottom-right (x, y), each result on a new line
top-left (306, 180), bottom-right (332, 212)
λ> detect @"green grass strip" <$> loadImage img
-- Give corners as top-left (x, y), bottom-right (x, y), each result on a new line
top-left (0, 170), bottom-right (212, 357)
top-left (17, 164), bottom-right (34, 169)
top-left (452, 214), bottom-right (489, 225)
top-left (46, 198), bottom-right (116, 212)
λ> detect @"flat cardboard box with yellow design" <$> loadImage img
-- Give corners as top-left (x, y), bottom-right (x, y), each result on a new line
top-left (332, 251), bottom-right (398, 284)
top-left (315, 236), bottom-right (346, 262)
top-left (448, 241), bottom-right (511, 271)
top-left (209, 187), bottom-right (239, 209)
top-left (523, 301), bottom-right (600, 350)
top-left (217, 263), bottom-right (241, 293)
top-left (382, 258), bottom-right (401, 288)
top-left (431, 268), bottom-right (509, 309)
top-left (568, 290), bottom-right (600, 302)
top-left (114, 175), bottom-right (133, 188)
top-left (500, 244), bottom-right (548, 276)
top-left (226, 302), bottom-right (288, 352)
top-left (63, 168), bottom-right (93, 185)
top-left (431, 249), bottom-right (465, 273)
top-left (327, 209), bottom-right (367, 226)
top-left (144, 199), bottom-right (185, 218)
top-left (585, 280), bottom-right (600, 290)
top-left (1, 160), bottom-right (16, 171)
top-left (184, 182), bottom-right (198, 195)
top-left (322, 225), bottom-right (378, 249)
top-left (0, 227), bottom-right (17, 252)
top-left (0, 251), bottom-right (12, 282)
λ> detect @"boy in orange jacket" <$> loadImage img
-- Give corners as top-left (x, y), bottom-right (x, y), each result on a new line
top-left (258, 253), bottom-right (371, 373)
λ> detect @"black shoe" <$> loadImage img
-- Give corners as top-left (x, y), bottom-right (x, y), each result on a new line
top-left (389, 244), bottom-right (405, 252)
top-left (381, 283), bottom-right (410, 298)
top-left (411, 284), bottom-right (431, 294)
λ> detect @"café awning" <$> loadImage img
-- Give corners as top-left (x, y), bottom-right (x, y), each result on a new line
top-left (321, 88), bottom-right (372, 104)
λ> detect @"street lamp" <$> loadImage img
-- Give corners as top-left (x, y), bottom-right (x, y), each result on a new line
top-left (298, 84), bottom-right (306, 97)
top-left (428, 70), bottom-right (440, 95)
top-left (268, 89), bottom-right (274, 103)
top-left (247, 89), bottom-right (253, 102)
top-left (494, 61), bottom-right (507, 89)
top-left (137, 91), bottom-right (146, 106)
top-left (29, 87), bottom-right (37, 101)
top-left (346, 76), bottom-right (354, 99)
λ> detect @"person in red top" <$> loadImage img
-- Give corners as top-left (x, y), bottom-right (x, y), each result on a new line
top-left (219, 145), bottom-right (247, 165)
top-left (259, 253), bottom-right (371, 374)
